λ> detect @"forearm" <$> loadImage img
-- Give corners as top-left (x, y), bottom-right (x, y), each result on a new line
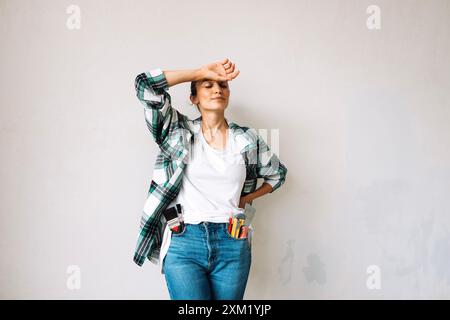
top-left (163, 69), bottom-right (203, 87)
top-left (246, 182), bottom-right (273, 203)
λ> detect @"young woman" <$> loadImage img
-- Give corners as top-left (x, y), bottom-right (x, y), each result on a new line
top-left (134, 58), bottom-right (288, 300)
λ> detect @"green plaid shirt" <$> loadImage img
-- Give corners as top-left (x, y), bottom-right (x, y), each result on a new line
top-left (133, 68), bottom-right (288, 267)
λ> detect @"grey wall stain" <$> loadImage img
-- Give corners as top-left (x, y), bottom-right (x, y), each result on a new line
top-left (394, 214), bottom-right (434, 277)
top-left (277, 239), bottom-right (295, 285)
top-left (302, 253), bottom-right (326, 285)
top-left (430, 233), bottom-right (450, 286)
top-left (354, 179), bottom-right (408, 236)
top-left (355, 169), bottom-right (450, 293)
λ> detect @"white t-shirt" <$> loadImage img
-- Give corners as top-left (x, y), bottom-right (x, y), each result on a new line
top-left (159, 127), bottom-right (247, 274)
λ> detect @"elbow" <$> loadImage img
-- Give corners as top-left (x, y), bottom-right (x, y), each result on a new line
top-left (268, 164), bottom-right (288, 194)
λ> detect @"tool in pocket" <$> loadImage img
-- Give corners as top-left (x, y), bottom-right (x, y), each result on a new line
top-left (162, 204), bottom-right (184, 234)
top-left (227, 203), bottom-right (256, 239)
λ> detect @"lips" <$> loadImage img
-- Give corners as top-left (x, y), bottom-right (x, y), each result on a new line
top-left (212, 97), bottom-right (224, 100)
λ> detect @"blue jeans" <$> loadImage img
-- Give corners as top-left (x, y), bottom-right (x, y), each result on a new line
top-left (163, 222), bottom-right (252, 300)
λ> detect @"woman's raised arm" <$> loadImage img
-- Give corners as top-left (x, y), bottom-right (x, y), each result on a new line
top-left (134, 58), bottom-right (239, 146)
top-left (164, 58), bottom-right (240, 87)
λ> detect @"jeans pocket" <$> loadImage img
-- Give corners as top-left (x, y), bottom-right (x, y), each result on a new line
top-left (224, 223), bottom-right (249, 241)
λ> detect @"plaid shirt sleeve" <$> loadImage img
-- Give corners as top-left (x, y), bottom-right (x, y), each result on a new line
top-left (256, 133), bottom-right (288, 193)
top-left (134, 68), bottom-right (182, 146)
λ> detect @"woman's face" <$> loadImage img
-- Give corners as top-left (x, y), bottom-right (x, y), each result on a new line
top-left (191, 80), bottom-right (230, 112)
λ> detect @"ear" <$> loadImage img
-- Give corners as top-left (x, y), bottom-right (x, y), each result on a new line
top-left (190, 95), bottom-right (198, 105)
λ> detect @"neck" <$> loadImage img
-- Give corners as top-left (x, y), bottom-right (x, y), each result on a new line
top-left (200, 111), bottom-right (229, 136)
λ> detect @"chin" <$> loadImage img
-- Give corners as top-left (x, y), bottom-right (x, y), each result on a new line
top-left (204, 103), bottom-right (228, 111)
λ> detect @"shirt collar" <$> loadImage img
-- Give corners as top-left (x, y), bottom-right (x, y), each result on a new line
top-left (189, 115), bottom-right (251, 153)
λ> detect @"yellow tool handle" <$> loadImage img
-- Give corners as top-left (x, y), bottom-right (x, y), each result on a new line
top-left (231, 218), bottom-right (238, 237)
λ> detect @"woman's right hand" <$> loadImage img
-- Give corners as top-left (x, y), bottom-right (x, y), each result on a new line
top-left (197, 58), bottom-right (240, 82)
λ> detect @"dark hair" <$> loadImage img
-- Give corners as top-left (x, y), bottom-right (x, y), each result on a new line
top-left (190, 81), bottom-right (200, 112)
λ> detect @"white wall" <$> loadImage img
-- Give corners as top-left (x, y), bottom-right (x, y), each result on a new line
top-left (1, 0), bottom-right (449, 299)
